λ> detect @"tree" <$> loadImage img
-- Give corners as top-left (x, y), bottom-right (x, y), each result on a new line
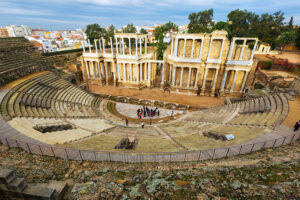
top-left (140, 28), bottom-right (148, 34)
top-left (212, 21), bottom-right (231, 34)
top-left (295, 27), bottom-right (300, 49)
top-left (104, 25), bottom-right (115, 44)
top-left (188, 9), bottom-right (213, 33)
top-left (122, 23), bottom-right (137, 33)
top-left (278, 31), bottom-right (296, 52)
top-left (153, 22), bottom-right (178, 60)
top-left (288, 16), bottom-right (294, 30)
top-left (85, 24), bottom-right (105, 43)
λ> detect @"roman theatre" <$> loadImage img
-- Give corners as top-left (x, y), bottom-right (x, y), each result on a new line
top-left (0, 31), bottom-right (299, 162)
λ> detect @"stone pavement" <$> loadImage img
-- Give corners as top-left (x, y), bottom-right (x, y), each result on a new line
top-left (115, 102), bottom-right (183, 119)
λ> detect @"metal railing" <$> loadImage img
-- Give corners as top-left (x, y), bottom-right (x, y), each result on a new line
top-left (1, 132), bottom-right (299, 163)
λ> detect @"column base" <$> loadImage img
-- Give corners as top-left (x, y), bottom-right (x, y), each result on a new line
top-left (106, 78), bottom-right (109, 85)
top-left (200, 88), bottom-right (205, 96)
top-left (211, 88), bottom-right (216, 96)
top-left (113, 79), bottom-right (117, 86)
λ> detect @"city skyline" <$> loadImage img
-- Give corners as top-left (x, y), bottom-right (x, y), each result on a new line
top-left (0, 0), bottom-right (299, 30)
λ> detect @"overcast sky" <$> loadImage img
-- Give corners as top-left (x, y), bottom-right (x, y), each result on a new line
top-left (0, 0), bottom-right (299, 30)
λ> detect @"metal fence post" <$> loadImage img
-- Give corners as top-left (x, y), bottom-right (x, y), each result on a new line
top-left (225, 148), bottom-right (230, 158)
top-left (272, 139), bottom-right (277, 148)
top-left (79, 150), bottom-right (83, 160)
top-left (250, 143), bottom-right (255, 152)
top-left (212, 149), bottom-right (216, 160)
top-left (169, 153), bottom-right (172, 162)
top-left (93, 151), bottom-right (97, 161)
top-left (184, 152), bottom-right (187, 162)
top-left (289, 134), bottom-right (295, 144)
top-left (238, 145), bottom-right (243, 155)
top-left (108, 152), bottom-right (111, 162)
top-left (27, 143), bottom-right (31, 154)
top-left (50, 146), bottom-right (55, 157)
top-left (281, 136), bottom-right (287, 146)
top-left (197, 151), bottom-right (202, 161)
top-left (39, 145), bottom-right (43, 155)
top-left (65, 149), bottom-right (69, 160)
top-left (6, 138), bottom-right (10, 148)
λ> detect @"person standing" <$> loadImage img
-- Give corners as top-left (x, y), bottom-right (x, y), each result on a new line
top-left (294, 120), bottom-right (300, 132)
top-left (141, 121), bottom-right (144, 128)
top-left (125, 118), bottom-right (129, 126)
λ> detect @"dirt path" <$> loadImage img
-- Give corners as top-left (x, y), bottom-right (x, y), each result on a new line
top-left (283, 95), bottom-right (300, 128)
top-left (89, 85), bottom-right (224, 108)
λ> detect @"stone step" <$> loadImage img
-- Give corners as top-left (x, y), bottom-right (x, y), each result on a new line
top-left (8, 177), bottom-right (26, 192)
top-left (37, 181), bottom-right (69, 200)
top-left (0, 169), bottom-right (15, 185)
top-left (23, 185), bottom-right (56, 200)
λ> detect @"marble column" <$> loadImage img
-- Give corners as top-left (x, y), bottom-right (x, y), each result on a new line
top-left (82, 41), bottom-right (85, 52)
top-left (135, 38), bottom-right (138, 56)
top-left (97, 62), bottom-right (101, 78)
top-left (218, 39), bottom-right (225, 61)
top-left (227, 38), bottom-right (236, 60)
top-left (104, 62), bottom-right (109, 84)
top-left (187, 68), bottom-right (191, 88)
top-left (136, 64), bottom-right (139, 82)
top-left (199, 39), bottom-right (204, 60)
top-left (144, 63), bottom-right (147, 81)
top-left (94, 40), bottom-right (98, 54)
top-left (220, 70), bottom-right (228, 91)
top-left (230, 70), bottom-right (238, 92)
top-left (88, 39), bottom-right (92, 53)
top-left (123, 63), bottom-right (126, 81)
top-left (98, 39), bottom-right (102, 52)
top-left (169, 65), bottom-right (172, 82)
top-left (201, 68), bottom-right (208, 93)
top-left (85, 61), bottom-right (90, 78)
top-left (250, 40), bottom-right (258, 60)
top-left (145, 37), bottom-right (147, 54)
top-left (102, 38), bottom-right (106, 53)
top-left (148, 62), bottom-right (151, 84)
top-left (239, 40), bottom-right (247, 60)
top-left (174, 38), bottom-right (178, 57)
top-left (139, 38), bottom-right (142, 54)
top-left (116, 38), bottom-right (119, 55)
top-left (140, 63), bottom-right (143, 81)
top-left (194, 68), bottom-right (199, 88)
top-left (117, 63), bottom-right (121, 81)
top-left (171, 38), bottom-right (174, 56)
top-left (91, 61), bottom-right (96, 78)
top-left (212, 68), bottom-right (219, 90)
top-left (110, 37), bottom-right (113, 54)
top-left (161, 63), bottom-right (165, 84)
top-left (207, 38), bottom-right (213, 59)
top-left (182, 39), bottom-right (186, 57)
top-left (172, 66), bottom-right (176, 85)
top-left (122, 37), bottom-right (125, 55)
top-left (179, 67), bottom-right (184, 86)
top-left (129, 38), bottom-right (131, 55)
top-left (240, 71), bottom-right (249, 92)
top-left (112, 62), bottom-right (115, 80)
top-left (130, 63), bottom-right (133, 81)
top-left (191, 39), bottom-right (195, 58)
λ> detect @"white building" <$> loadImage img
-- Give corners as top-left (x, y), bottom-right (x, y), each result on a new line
top-left (6, 25), bottom-right (31, 37)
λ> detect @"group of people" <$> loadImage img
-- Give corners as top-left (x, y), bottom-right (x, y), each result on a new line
top-left (137, 106), bottom-right (160, 119)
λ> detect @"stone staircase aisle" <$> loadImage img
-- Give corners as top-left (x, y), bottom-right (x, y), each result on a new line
top-left (0, 168), bottom-right (68, 200)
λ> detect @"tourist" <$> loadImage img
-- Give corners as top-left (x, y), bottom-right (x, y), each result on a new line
top-left (125, 118), bottom-right (129, 126)
top-left (170, 110), bottom-right (174, 117)
top-left (294, 120), bottom-right (300, 132)
top-left (157, 110), bottom-right (160, 116)
top-left (141, 121), bottom-right (144, 128)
